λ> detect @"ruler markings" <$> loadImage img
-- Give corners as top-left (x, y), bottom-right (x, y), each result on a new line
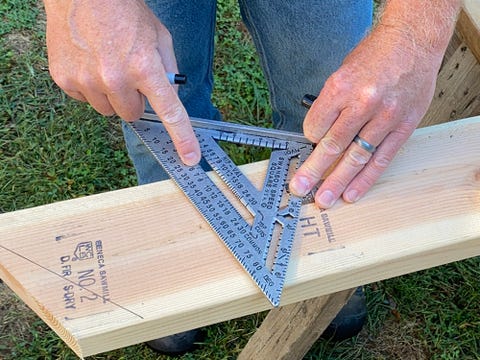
top-left (130, 115), bottom-right (314, 306)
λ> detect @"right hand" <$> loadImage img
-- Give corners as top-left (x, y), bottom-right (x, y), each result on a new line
top-left (43, 0), bottom-right (200, 165)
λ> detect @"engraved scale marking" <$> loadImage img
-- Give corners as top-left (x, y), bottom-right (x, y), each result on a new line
top-left (129, 113), bottom-right (314, 306)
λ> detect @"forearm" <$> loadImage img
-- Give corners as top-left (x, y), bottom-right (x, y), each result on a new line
top-left (377, 0), bottom-right (462, 58)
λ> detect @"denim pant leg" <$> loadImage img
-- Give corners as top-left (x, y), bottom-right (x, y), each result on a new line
top-left (238, 0), bottom-right (373, 133)
top-left (122, 0), bottom-right (220, 184)
top-left (122, 1), bottom-right (373, 184)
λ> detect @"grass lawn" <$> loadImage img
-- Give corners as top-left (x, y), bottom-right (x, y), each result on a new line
top-left (1, 1), bottom-right (479, 359)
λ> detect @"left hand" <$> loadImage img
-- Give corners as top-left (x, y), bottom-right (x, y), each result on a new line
top-left (289, 24), bottom-right (445, 208)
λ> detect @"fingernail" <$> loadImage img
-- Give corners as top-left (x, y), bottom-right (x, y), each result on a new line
top-left (345, 189), bottom-right (359, 203)
top-left (182, 151), bottom-right (200, 166)
top-left (289, 176), bottom-right (311, 196)
top-left (317, 190), bottom-right (335, 208)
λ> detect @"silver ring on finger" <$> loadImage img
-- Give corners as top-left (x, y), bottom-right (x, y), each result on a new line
top-left (353, 135), bottom-right (376, 153)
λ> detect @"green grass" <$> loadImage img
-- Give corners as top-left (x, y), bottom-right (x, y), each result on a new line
top-left (1, 1), bottom-right (479, 359)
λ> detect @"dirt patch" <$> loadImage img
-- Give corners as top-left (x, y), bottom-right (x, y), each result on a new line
top-left (359, 317), bottom-right (429, 360)
top-left (4, 32), bottom-right (33, 55)
top-left (4, 1), bottom-right (45, 56)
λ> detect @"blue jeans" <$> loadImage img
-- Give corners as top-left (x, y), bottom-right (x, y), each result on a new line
top-left (123, 0), bottom-right (373, 184)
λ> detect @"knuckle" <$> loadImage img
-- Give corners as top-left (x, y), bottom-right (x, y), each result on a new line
top-left (382, 98), bottom-right (400, 121)
top-left (345, 150), bottom-right (370, 168)
top-left (325, 71), bottom-right (351, 94)
top-left (49, 67), bottom-right (73, 90)
top-left (298, 160), bottom-right (325, 182)
top-left (356, 157), bottom-right (390, 190)
top-left (151, 82), bottom-right (174, 98)
top-left (121, 109), bottom-right (143, 122)
top-left (90, 101), bottom-right (115, 117)
top-left (359, 85), bottom-right (380, 107)
top-left (161, 30), bottom-right (173, 47)
top-left (173, 134), bottom-right (197, 151)
top-left (159, 103), bottom-right (186, 126)
top-left (319, 137), bottom-right (342, 156)
top-left (76, 71), bottom-right (96, 89)
top-left (156, 27), bottom-right (174, 48)
top-left (54, 77), bottom-right (72, 92)
top-left (372, 153), bottom-right (391, 172)
top-left (355, 172), bottom-right (377, 190)
top-left (326, 173), bottom-right (351, 190)
top-left (99, 68), bottom-right (125, 93)
top-left (382, 96), bottom-right (399, 113)
top-left (396, 122), bottom-right (416, 137)
top-left (303, 124), bottom-right (318, 142)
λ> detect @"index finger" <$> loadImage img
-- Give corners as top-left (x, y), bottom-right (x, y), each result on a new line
top-left (140, 68), bottom-right (200, 166)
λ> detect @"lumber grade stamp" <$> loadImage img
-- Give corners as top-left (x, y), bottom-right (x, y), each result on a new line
top-left (0, 116), bottom-right (479, 358)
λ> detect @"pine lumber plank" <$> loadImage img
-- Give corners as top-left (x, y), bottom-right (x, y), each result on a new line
top-left (0, 116), bottom-right (479, 358)
top-left (238, 288), bottom-right (355, 360)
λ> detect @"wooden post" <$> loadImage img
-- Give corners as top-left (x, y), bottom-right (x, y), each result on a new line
top-left (238, 289), bottom-right (355, 360)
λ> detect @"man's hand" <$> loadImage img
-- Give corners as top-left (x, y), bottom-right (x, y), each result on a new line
top-left (43, 0), bottom-right (200, 166)
top-left (290, 0), bottom-right (461, 208)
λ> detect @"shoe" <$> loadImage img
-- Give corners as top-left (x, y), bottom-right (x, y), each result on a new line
top-left (146, 329), bottom-right (200, 355)
top-left (321, 287), bottom-right (367, 341)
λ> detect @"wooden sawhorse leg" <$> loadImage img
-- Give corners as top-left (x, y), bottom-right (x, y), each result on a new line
top-left (238, 288), bottom-right (356, 360)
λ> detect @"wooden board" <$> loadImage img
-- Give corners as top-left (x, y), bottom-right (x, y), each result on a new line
top-left (1, 116), bottom-right (479, 358)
